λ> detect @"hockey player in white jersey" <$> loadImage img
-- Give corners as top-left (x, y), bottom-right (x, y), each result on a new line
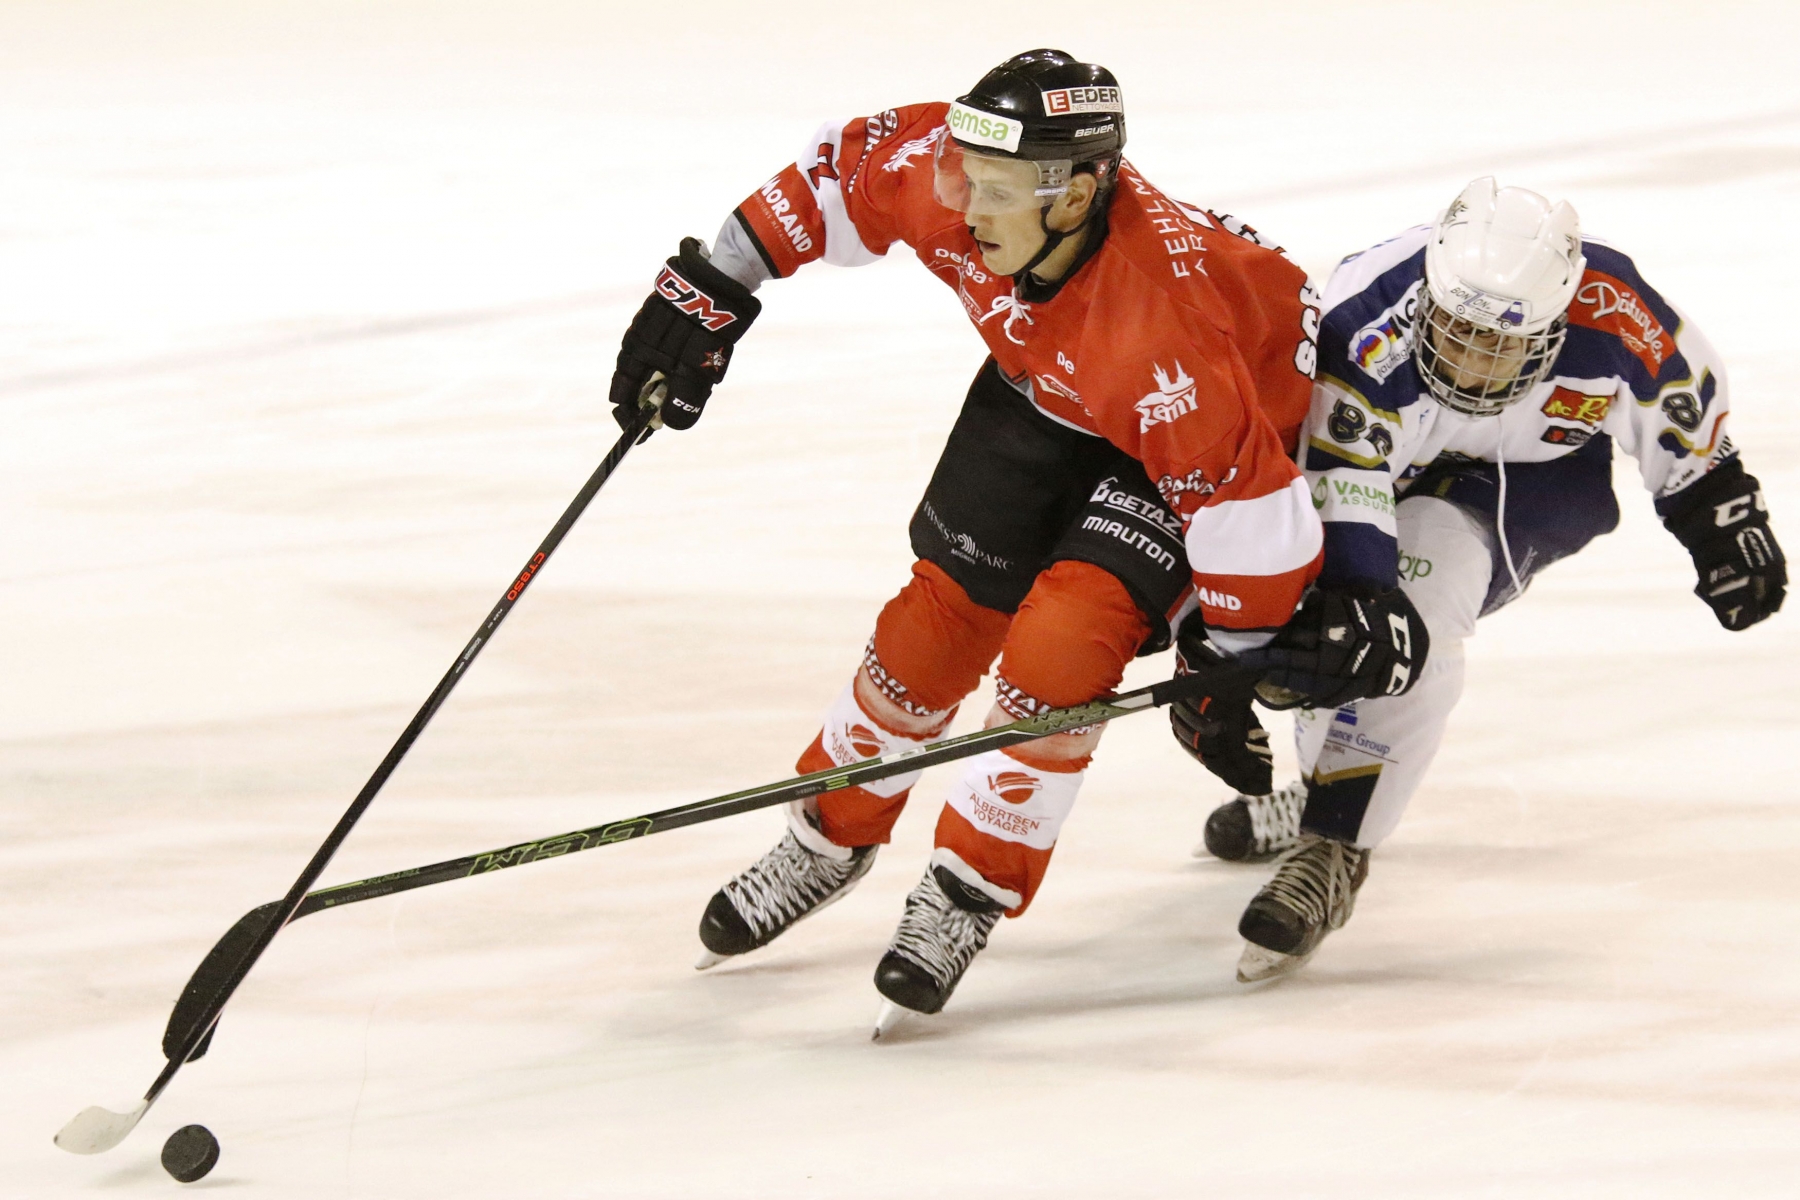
top-left (1195, 177), bottom-right (1786, 982)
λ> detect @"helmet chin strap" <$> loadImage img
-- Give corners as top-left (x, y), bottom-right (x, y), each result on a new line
top-left (1017, 207), bottom-right (1075, 280)
top-left (1015, 206), bottom-right (1080, 284)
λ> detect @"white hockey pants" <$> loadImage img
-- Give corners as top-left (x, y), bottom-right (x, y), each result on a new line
top-left (1291, 496), bottom-right (1495, 848)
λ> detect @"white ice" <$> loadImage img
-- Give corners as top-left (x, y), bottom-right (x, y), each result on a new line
top-left (5, 1), bottom-right (1799, 1195)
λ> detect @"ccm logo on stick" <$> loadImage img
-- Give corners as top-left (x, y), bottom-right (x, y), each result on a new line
top-left (654, 265), bottom-right (738, 332)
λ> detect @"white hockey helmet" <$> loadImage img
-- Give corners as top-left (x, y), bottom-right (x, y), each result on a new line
top-left (1414, 177), bottom-right (1586, 417)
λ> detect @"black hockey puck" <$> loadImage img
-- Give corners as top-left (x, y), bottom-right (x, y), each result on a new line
top-left (161, 1124), bottom-right (219, 1183)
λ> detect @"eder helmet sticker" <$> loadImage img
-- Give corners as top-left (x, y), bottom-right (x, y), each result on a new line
top-left (1040, 86), bottom-right (1123, 115)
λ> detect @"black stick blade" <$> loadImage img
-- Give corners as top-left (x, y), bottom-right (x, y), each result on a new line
top-left (162, 901), bottom-right (283, 1061)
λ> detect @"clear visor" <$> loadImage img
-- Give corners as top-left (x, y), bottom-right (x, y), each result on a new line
top-left (1412, 293), bottom-right (1567, 418)
top-left (933, 137), bottom-right (1071, 216)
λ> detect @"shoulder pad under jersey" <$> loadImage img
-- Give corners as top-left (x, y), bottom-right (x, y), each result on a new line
top-left (1552, 238), bottom-right (1692, 400)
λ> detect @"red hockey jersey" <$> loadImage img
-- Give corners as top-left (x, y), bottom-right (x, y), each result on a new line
top-left (733, 102), bottom-right (1323, 631)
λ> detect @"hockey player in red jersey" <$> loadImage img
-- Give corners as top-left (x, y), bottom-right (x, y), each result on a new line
top-left (607, 50), bottom-right (1421, 1030)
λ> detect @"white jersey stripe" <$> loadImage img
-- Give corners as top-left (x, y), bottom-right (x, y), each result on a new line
top-left (801, 120), bottom-right (882, 269)
top-left (1185, 476), bottom-right (1325, 577)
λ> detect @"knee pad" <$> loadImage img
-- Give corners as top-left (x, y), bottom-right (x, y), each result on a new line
top-left (867, 560), bottom-right (1012, 717)
top-left (996, 560), bottom-right (1149, 709)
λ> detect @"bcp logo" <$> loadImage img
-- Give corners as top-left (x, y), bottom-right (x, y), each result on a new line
top-left (654, 265), bottom-right (738, 332)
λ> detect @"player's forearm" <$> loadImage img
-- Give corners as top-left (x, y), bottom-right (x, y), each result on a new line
top-left (709, 211), bottom-right (776, 293)
top-left (1183, 475), bottom-right (1323, 634)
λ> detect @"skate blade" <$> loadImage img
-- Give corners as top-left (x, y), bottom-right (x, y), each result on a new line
top-left (694, 949), bottom-right (729, 971)
top-left (871, 1000), bottom-right (913, 1041)
top-left (1236, 941), bottom-right (1311, 983)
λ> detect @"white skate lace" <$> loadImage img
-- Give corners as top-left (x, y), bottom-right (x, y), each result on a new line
top-left (1244, 781), bottom-right (1307, 855)
top-left (722, 831), bottom-right (870, 942)
top-left (888, 871), bottom-right (1000, 989)
top-left (1259, 836), bottom-right (1367, 932)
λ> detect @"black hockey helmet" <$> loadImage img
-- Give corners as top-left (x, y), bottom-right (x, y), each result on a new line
top-left (935, 50), bottom-right (1126, 219)
top-left (953, 48), bottom-right (1126, 171)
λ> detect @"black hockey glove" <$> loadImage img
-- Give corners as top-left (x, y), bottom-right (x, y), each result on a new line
top-left (1168, 616), bottom-right (1274, 796)
top-left (1662, 460), bottom-right (1786, 631)
top-left (1238, 582), bottom-right (1429, 711)
top-left (610, 237), bottom-right (761, 433)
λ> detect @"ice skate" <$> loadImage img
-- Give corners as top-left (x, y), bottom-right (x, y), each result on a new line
top-left (1197, 780), bottom-right (1307, 862)
top-left (1235, 835), bottom-right (1368, 982)
top-left (696, 821), bottom-right (876, 966)
top-left (871, 867), bottom-right (1001, 1027)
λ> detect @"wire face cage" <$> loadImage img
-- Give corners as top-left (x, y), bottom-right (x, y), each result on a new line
top-left (1412, 292), bottom-right (1568, 417)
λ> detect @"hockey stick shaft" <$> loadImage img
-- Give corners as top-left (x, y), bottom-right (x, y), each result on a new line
top-left (304, 673), bottom-right (1207, 908)
top-left (156, 671), bottom-right (1207, 1064)
top-left (139, 409), bottom-right (656, 1116)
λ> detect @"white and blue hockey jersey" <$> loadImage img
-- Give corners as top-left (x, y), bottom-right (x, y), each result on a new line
top-left (1303, 226), bottom-right (1736, 589)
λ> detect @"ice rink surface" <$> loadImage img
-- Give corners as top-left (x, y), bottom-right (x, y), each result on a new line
top-left (5, 1), bottom-right (1799, 1195)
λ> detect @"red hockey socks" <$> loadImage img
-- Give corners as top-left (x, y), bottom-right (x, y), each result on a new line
top-left (803, 561), bottom-right (1009, 848)
top-left (931, 561), bottom-right (1150, 914)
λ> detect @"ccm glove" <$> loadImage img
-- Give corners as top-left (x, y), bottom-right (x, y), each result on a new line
top-left (610, 237), bottom-right (761, 432)
top-left (1239, 583), bottom-right (1429, 711)
top-left (1168, 617), bottom-right (1274, 796)
top-left (1662, 460), bottom-right (1786, 631)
